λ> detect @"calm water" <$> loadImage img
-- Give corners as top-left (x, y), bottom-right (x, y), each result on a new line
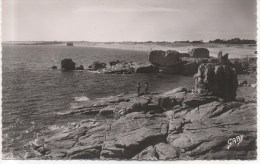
top-left (2, 44), bottom-right (194, 159)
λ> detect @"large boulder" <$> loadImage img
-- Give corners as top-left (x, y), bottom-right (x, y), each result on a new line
top-left (149, 50), bottom-right (181, 66)
top-left (61, 59), bottom-right (76, 71)
top-left (190, 48), bottom-right (209, 58)
top-left (194, 63), bottom-right (238, 100)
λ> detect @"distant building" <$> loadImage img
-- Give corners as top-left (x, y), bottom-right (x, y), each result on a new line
top-left (67, 42), bottom-right (74, 46)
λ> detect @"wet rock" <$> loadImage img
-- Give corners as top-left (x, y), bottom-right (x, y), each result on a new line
top-left (190, 48), bottom-right (209, 58)
top-left (61, 59), bottom-right (76, 71)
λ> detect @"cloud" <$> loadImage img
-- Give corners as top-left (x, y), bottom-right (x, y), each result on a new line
top-left (73, 6), bottom-right (182, 14)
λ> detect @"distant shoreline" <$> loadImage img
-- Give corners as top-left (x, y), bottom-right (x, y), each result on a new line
top-left (2, 41), bottom-right (256, 59)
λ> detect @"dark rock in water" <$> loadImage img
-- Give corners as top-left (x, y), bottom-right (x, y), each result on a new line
top-left (190, 48), bottom-right (209, 58)
top-left (76, 65), bottom-right (84, 70)
top-left (88, 61), bottom-right (107, 70)
top-left (194, 63), bottom-right (238, 100)
top-left (135, 64), bottom-right (159, 73)
top-left (52, 66), bottom-right (57, 69)
top-left (149, 50), bottom-right (181, 66)
top-left (61, 59), bottom-right (76, 71)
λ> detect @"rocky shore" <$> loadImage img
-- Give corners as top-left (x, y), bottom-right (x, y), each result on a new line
top-left (58, 48), bottom-right (256, 77)
top-left (26, 54), bottom-right (257, 159)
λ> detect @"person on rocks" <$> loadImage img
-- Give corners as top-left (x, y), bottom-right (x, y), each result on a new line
top-left (144, 82), bottom-right (149, 95)
top-left (137, 83), bottom-right (141, 96)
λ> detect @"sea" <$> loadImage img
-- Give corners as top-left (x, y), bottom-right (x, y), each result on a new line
top-left (2, 44), bottom-right (195, 159)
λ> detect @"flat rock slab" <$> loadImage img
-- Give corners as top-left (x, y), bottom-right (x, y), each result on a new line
top-left (30, 112), bottom-right (169, 159)
top-left (27, 88), bottom-right (257, 160)
top-left (167, 102), bottom-right (256, 160)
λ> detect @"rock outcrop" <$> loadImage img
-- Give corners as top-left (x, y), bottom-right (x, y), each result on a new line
top-left (61, 59), bottom-right (76, 71)
top-left (149, 50), bottom-right (181, 66)
top-left (28, 88), bottom-right (256, 160)
top-left (194, 63), bottom-right (238, 100)
top-left (190, 48), bottom-right (209, 58)
top-left (26, 61), bottom-right (256, 160)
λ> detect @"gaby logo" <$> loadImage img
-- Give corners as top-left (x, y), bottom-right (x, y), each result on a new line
top-left (227, 135), bottom-right (243, 149)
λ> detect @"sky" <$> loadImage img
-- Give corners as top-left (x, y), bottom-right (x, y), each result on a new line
top-left (2, 0), bottom-right (257, 42)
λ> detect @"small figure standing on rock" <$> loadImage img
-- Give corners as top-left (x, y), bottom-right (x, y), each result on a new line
top-left (144, 82), bottom-right (149, 95)
top-left (137, 83), bottom-right (141, 96)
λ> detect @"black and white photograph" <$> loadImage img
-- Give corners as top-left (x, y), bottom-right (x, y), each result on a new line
top-left (1, 0), bottom-right (258, 161)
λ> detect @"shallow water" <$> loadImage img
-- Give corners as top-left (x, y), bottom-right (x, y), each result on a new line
top-left (2, 44), bottom-right (195, 159)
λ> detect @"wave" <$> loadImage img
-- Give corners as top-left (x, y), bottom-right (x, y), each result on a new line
top-left (73, 96), bottom-right (90, 102)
